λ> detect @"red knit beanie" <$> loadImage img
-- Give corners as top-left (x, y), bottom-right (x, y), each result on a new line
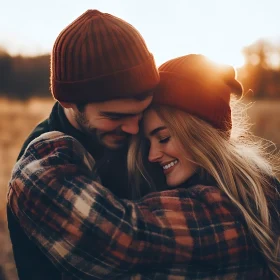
top-left (153, 54), bottom-right (243, 131)
top-left (51, 10), bottom-right (159, 102)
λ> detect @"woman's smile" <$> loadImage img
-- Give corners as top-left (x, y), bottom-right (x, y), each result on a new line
top-left (162, 159), bottom-right (178, 174)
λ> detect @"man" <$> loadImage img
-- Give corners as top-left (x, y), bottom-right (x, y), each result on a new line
top-left (7, 10), bottom-right (257, 280)
top-left (7, 9), bottom-right (159, 279)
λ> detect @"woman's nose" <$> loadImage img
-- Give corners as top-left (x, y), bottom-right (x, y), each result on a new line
top-left (148, 145), bottom-right (162, 162)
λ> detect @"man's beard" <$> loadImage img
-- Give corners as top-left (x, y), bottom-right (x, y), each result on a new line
top-left (74, 111), bottom-right (130, 149)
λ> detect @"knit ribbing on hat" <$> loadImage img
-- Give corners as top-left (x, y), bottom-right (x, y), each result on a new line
top-left (153, 55), bottom-right (243, 131)
top-left (153, 72), bottom-right (232, 131)
top-left (51, 10), bottom-right (159, 102)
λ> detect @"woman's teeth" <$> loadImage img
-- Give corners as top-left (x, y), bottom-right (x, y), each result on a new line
top-left (163, 160), bottom-right (178, 170)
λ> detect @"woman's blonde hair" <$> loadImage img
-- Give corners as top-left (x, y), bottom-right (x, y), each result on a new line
top-left (127, 97), bottom-right (280, 278)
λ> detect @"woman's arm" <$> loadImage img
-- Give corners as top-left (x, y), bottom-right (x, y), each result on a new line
top-left (8, 131), bottom-right (253, 279)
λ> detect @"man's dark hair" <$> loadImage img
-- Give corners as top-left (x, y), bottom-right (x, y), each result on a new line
top-left (76, 103), bottom-right (87, 113)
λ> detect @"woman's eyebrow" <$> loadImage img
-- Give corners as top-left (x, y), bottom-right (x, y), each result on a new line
top-left (149, 126), bottom-right (167, 136)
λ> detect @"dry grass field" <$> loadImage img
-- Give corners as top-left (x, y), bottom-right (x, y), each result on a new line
top-left (0, 97), bottom-right (279, 279)
top-left (0, 98), bottom-right (54, 280)
top-left (247, 100), bottom-right (280, 148)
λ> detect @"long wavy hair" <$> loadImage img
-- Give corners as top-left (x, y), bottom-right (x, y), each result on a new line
top-left (127, 97), bottom-right (280, 278)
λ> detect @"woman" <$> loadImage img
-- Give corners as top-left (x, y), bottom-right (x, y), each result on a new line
top-left (128, 54), bottom-right (280, 278)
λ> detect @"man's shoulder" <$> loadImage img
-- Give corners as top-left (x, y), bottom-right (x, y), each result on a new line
top-left (21, 131), bottom-right (95, 173)
top-left (31, 131), bottom-right (75, 145)
top-left (17, 118), bottom-right (51, 160)
top-left (26, 130), bottom-right (87, 156)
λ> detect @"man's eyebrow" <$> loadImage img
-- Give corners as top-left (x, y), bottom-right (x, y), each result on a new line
top-left (149, 126), bottom-right (167, 136)
top-left (99, 111), bottom-right (140, 118)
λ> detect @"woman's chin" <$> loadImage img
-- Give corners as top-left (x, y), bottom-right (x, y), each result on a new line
top-left (165, 178), bottom-right (183, 188)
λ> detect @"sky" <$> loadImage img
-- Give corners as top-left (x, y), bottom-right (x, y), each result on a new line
top-left (1, 0), bottom-right (280, 67)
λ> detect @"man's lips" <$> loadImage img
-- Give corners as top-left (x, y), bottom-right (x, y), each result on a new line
top-left (110, 134), bottom-right (126, 140)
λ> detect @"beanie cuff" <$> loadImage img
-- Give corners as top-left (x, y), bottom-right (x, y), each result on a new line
top-left (153, 72), bottom-right (232, 131)
top-left (52, 55), bottom-right (159, 102)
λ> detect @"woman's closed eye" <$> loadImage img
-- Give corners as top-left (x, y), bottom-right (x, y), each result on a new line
top-left (159, 136), bottom-right (170, 144)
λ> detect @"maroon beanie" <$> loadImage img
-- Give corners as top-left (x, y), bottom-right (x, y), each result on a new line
top-left (153, 54), bottom-right (243, 131)
top-left (51, 10), bottom-right (159, 102)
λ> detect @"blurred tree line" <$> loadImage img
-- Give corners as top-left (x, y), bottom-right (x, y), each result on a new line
top-left (0, 47), bottom-right (49, 99)
top-left (238, 39), bottom-right (280, 98)
top-left (0, 39), bottom-right (280, 99)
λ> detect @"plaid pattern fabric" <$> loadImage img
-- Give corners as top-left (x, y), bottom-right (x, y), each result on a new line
top-left (7, 131), bottom-right (271, 279)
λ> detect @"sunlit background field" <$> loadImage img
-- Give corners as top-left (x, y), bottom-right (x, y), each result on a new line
top-left (0, 98), bottom-right (54, 279)
top-left (1, 0), bottom-right (280, 279)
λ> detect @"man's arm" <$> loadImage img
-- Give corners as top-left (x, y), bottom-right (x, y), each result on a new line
top-left (8, 131), bottom-right (252, 279)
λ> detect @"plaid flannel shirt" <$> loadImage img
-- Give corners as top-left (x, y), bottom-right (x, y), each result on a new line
top-left (7, 131), bottom-right (271, 279)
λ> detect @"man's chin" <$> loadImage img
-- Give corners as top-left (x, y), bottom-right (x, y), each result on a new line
top-left (100, 134), bottom-right (130, 150)
top-left (102, 139), bottom-right (127, 150)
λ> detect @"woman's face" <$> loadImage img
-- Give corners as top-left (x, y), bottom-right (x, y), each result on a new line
top-left (143, 109), bottom-right (197, 187)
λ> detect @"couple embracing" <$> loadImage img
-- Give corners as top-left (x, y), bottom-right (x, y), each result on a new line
top-left (7, 9), bottom-right (280, 280)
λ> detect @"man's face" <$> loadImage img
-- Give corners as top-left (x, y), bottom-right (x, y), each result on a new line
top-left (72, 96), bottom-right (153, 150)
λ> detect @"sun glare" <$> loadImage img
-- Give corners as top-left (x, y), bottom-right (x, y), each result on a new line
top-left (203, 50), bottom-right (246, 69)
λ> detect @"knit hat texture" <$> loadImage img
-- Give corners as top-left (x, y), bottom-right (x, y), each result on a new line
top-left (51, 10), bottom-right (159, 102)
top-left (153, 54), bottom-right (243, 131)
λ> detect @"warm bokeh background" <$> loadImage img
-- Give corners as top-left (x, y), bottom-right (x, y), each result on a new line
top-left (1, 1), bottom-right (280, 279)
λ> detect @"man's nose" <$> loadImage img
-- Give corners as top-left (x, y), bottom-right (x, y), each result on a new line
top-left (121, 115), bottom-right (142, 135)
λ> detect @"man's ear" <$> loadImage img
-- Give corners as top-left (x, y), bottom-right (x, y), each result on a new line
top-left (59, 101), bottom-right (75, 109)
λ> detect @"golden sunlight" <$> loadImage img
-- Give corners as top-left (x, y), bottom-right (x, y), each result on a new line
top-left (202, 49), bottom-right (245, 69)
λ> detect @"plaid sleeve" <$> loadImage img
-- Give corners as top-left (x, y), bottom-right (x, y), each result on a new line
top-left (7, 131), bottom-right (253, 279)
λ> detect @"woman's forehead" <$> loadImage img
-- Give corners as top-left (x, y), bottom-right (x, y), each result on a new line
top-left (143, 109), bottom-right (166, 137)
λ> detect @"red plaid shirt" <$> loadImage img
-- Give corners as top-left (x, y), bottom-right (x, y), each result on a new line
top-left (8, 131), bottom-right (272, 279)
